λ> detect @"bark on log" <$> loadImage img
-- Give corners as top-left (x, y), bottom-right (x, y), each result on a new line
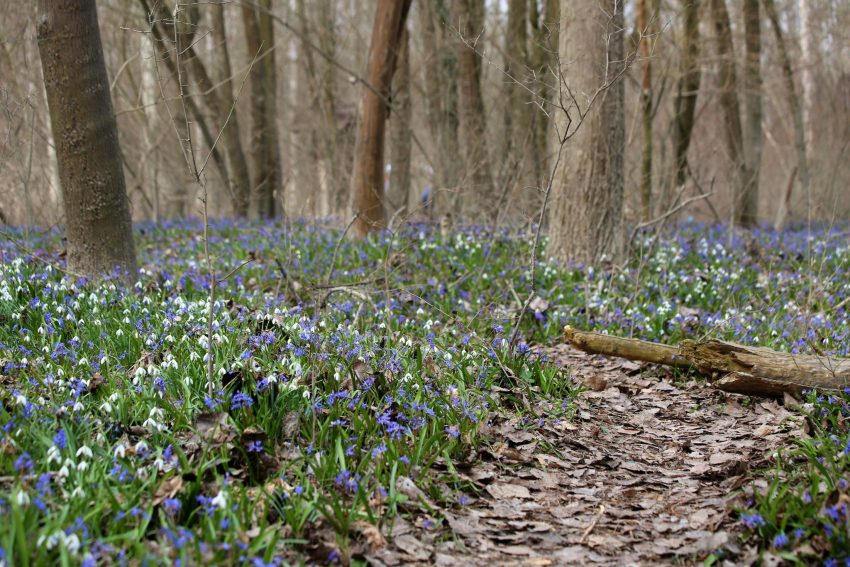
top-left (564, 326), bottom-right (850, 397)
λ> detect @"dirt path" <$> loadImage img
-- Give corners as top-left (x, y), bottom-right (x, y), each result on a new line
top-left (366, 345), bottom-right (805, 566)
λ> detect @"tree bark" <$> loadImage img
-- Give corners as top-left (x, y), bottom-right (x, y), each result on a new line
top-left (565, 327), bottom-right (850, 397)
top-left (529, 0), bottom-right (560, 189)
top-left (37, 0), bottom-right (137, 282)
top-left (419, 0), bottom-right (461, 219)
top-left (710, 0), bottom-right (750, 227)
top-left (243, 1), bottom-right (281, 220)
top-left (210, 3), bottom-right (251, 217)
top-left (741, 0), bottom-right (763, 227)
top-left (638, 0), bottom-right (654, 222)
top-left (455, 0), bottom-right (494, 218)
top-left (798, 0), bottom-right (815, 151)
top-left (764, 0), bottom-right (809, 230)
top-left (388, 26), bottom-right (411, 218)
top-left (350, 0), bottom-right (412, 237)
top-left (502, 0), bottom-right (530, 184)
top-left (671, 0), bottom-right (701, 192)
top-left (549, 0), bottom-right (626, 266)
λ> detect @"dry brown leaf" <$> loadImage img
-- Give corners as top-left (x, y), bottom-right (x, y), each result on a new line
top-left (152, 475), bottom-right (183, 506)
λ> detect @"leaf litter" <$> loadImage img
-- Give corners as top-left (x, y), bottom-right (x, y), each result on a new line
top-left (366, 344), bottom-right (806, 566)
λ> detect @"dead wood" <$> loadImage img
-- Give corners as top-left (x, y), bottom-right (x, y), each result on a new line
top-left (564, 326), bottom-right (850, 397)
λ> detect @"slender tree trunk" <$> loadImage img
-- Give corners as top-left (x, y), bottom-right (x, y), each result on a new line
top-left (140, 31), bottom-right (160, 221)
top-left (798, 0), bottom-right (815, 151)
top-left (210, 3), bottom-right (251, 217)
top-left (671, 0), bottom-right (701, 194)
top-left (503, 0), bottom-right (530, 174)
top-left (638, 0), bottom-right (653, 221)
top-left (710, 0), bottom-right (749, 226)
top-left (741, 0), bottom-right (763, 227)
top-left (764, 0), bottom-right (809, 229)
top-left (419, 0), bottom-right (461, 219)
top-left (388, 26), bottom-right (411, 217)
top-left (549, 0), bottom-right (626, 266)
top-left (350, 0), bottom-right (413, 237)
top-left (243, 1), bottom-right (281, 219)
top-left (529, 0), bottom-right (559, 190)
top-left (37, 0), bottom-right (137, 282)
top-left (455, 0), bottom-right (494, 218)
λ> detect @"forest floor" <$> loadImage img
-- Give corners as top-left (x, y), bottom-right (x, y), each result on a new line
top-left (366, 345), bottom-right (804, 566)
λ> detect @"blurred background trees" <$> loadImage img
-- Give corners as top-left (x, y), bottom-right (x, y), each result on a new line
top-left (1, 0), bottom-right (849, 251)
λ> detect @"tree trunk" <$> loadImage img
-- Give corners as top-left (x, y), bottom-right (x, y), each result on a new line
top-left (243, 1), bottom-right (281, 220)
top-left (529, 0), bottom-right (559, 190)
top-left (388, 26), bottom-right (411, 218)
top-left (502, 0), bottom-right (530, 190)
top-left (710, 0), bottom-right (750, 226)
top-left (671, 0), bottom-right (701, 192)
top-left (549, 0), bottom-right (626, 266)
top-left (638, 0), bottom-right (653, 222)
top-left (565, 326), bottom-right (850, 398)
top-left (741, 0), bottom-right (763, 227)
top-left (798, 0), bottom-right (815, 152)
top-left (764, 0), bottom-right (809, 230)
top-left (210, 3), bottom-right (251, 217)
top-left (350, 0), bottom-right (412, 237)
top-left (455, 0), bottom-right (494, 219)
top-left (419, 0), bottom-right (461, 219)
top-left (37, 0), bottom-right (137, 282)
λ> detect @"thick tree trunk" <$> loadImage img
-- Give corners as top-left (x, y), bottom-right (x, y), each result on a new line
top-left (243, 1), bottom-right (281, 220)
top-left (764, 0), bottom-right (809, 230)
top-left (210, 3), bottom-right (251, 217)
top-left (741, 0), bottom-right (763, 227)
top-left (565, 327), bottom-right (850, 397)
top-left (671, 0), bottom-right (701, 192)
top-left (388, 27), bottom-right (411, 218)
top-left (419, 0), bottom-right (461, 219)
top-left (455, 0), bottom-right (494, 218)
top-left (710, 0), bottom-right (750, 227)
top-left (350, 0), bottom-right (412, 237)
top-left (549, 0), bottom-right (626, 266)
top-left (37, 0), bottom-right (138, 282)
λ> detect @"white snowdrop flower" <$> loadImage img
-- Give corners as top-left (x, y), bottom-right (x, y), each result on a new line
top-left (100, 356), bottom-right (108, 366)
top-left (165, 335), bottom-right (175, 344)
top-left (116, 328), bottom-right (124, 337)
top-left (64, 533), bottom-right (81, 554)
top-left (135, 440), bottom-right (149, 454)
top-left (135, 367), bottom-right (147, 379)
top-left (78, 357), bottom-right (89, 367)
top-left (76, 446), bottom-right (93, 459)
top-left (109, 392), bottom-right (119, 402)
top-left (38, 326), bottom-right (45, 335)
top-left (77, 461), bottom-right (89, 472)
top-left (189, 350), bottom-right (200, 362)
top-left (114, 444), bottom-right (126, 458)
top-left (14, 393), bottom-right (27, 405)
top-left (47, 446), bottom-right (61, 464)
top-left (15, 490), bottom-right (30, 507)
top-left (73, 401), bottom-right (84, 412)
top-left (302, 389), bottom-right (311, 400)
top-left (100, 401), bottom-right (113, 414)
top-left (57, 464), bottom-right (70, 480)
top-left (71, 486), bottom-right (84, 500)
top-left (211, 490), bottom-right (227, 509)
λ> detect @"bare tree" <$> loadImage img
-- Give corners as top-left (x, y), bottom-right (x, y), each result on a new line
top-left (350, 0), bottom-right (412, 237)
top-left (420, 0), bottom-right (461, 219)
top-left (549, 0), bottom-right (626, 266)
top-left (742, 0), bottom-right (763, 227)
top-left (243, 0), bottom-right (282, 219)
top-left (671, 0), bottom-right (702, 193)
top-left (764, 0), bottom-right (809, 229)
top-left (455, 0), bottom-right (494, 218)
top-left (36, 0), bottom-right (137, 281)
top-left (388, 26), bottom-right (411, 217)
top-left (710, 0), bottom-right (750, 226)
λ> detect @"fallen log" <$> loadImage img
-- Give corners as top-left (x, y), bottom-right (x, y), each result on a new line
top-left (564, 326), bottom-right (850, 397)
